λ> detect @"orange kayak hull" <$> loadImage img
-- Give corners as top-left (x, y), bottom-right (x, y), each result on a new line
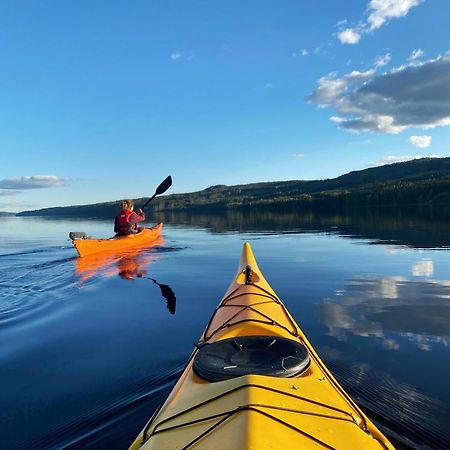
top-left (72, 223), bottom-right (163, 257)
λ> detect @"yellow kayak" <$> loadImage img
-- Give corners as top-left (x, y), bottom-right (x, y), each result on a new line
top-left (130, 242), bottom-right (394, 449)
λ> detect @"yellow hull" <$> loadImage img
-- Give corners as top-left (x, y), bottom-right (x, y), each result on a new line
top-left (130, 242), bottom-right (394, 449)
top-left (72, 223), bottom-right (163, 257)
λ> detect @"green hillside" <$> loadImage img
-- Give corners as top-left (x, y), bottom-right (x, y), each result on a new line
top-left (17, 157), bottom-right (450, 217)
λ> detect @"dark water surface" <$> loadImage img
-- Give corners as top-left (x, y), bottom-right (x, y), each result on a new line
top-left (1, 211), bottom-right (449, 449)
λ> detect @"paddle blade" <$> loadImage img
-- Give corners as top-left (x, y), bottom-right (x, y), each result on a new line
top-left (155, 176), bottom-right (172, 196)
top-left (141, 175), bottom-right (173, 210)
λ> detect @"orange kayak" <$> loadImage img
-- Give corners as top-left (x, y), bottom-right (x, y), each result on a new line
top-left (71, 223), bottom-right (163, 257)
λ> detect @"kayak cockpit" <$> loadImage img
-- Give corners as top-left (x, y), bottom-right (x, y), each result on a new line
top-left (193, 335), bottom-right (310, 382)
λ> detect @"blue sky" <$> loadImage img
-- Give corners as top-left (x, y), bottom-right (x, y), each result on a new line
top-left (1, 0), bottom-right (449, 212)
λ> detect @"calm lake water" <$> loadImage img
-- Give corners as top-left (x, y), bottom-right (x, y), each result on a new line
top-left (1, 210), bottom-right (449, 449)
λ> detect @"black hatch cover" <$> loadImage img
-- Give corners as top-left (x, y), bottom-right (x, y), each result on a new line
top-left (193, 335), bottom-right (310, 382)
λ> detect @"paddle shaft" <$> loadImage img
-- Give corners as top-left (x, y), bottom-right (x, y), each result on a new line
top-left (141, 194), bottom-right (156, 210)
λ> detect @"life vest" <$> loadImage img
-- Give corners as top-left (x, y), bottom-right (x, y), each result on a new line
top-left (116, 209), bottom-right (136, 235)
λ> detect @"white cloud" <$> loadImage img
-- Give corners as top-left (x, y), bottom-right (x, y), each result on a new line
top-left (0, 175), bottom-right (69, 190)
top-left (337, 0), bottom-right (423, 45)
top-left (367, 0), bottom-right (422, 31)
top-left (371, 155), bottom-right (439, 166)
top-left (292, 153), bottom-right (305, 159)
top-left (374, 53), bottom-right (391, 68)
top-left (293, 49), bottom-right (308, 57)
top-left (308, 52), bottom-right (450, 134)
top-left (170, 51), bottom-right (193, 61)
top-left (409, 48), bottom-right (424, 62)
top-left (409, 135), bottom-right (431, 148)
top-left (330, 116), bottom-right (346, 124)
top-left (309, 69), bottom-right (374, 108)
top-left (337, 28), bottom-right (361, 44)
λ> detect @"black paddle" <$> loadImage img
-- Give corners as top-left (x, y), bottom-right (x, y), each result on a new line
top-left (141, 176), bottom-right (172, 211)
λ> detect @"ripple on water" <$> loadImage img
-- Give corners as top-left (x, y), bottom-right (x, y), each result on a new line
top-left (0, 247), bottom-right (78, 326)
top-left (12, 360), bottom-right (186, 450)
top-left (321, 347), bottom-right (450, 450)
top-left (2, 216), bottom-right (450, 450)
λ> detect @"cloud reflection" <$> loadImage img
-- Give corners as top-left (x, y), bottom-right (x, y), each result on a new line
top-left (411, 258), bottom-right (434, 277)
top-left (316, 276), bottom-right (450, 351)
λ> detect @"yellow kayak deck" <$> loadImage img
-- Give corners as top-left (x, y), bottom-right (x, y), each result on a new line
top-left (130, 243), bottom-right (394, 449)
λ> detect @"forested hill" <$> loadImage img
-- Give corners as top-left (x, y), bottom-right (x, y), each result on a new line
top-left (18, 157), bottom-right (450, 217)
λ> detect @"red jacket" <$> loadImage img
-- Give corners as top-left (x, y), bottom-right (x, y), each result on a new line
top-left (114, 209), bottom-right (145, 235)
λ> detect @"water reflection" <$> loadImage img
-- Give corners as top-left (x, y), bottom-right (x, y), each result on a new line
top-left (3, 215), bottom-right (449, 449)
top-left (152, 206), bottom-right (450, 248)
top-left (146, 278), bottom-right (176, 314)
top-left (411, 259), bottom-right (433, 277)
top-left (75, 249), bottom-right (159, 283)
top-left (316, 276), bottom-right (450, 351)
top-left (74, 237), bottom-right (177, 314)
top-left (117, 254), bottom-right (152, 280)
top-left (74, 236), bottom-right (164, 283)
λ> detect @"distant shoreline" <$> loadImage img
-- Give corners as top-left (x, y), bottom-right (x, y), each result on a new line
top-left (15, 157), bottom-right (450, 217)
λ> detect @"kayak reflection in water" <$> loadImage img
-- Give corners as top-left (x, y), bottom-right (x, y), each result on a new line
top-left (118, 256), bottom-right (176, 315)
top-left (118, 255), bottom-right (148, 280)
top-left (74, 240), bottom-right (176, 314)
top-left (75, 239), bottom-right (162, 283)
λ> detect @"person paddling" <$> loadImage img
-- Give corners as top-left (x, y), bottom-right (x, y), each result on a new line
top-left (114, 199), bottom-right (146, 236)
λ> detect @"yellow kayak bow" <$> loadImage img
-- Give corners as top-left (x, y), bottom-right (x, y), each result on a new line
top-left (130, 242), bottom-right (394, 449)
